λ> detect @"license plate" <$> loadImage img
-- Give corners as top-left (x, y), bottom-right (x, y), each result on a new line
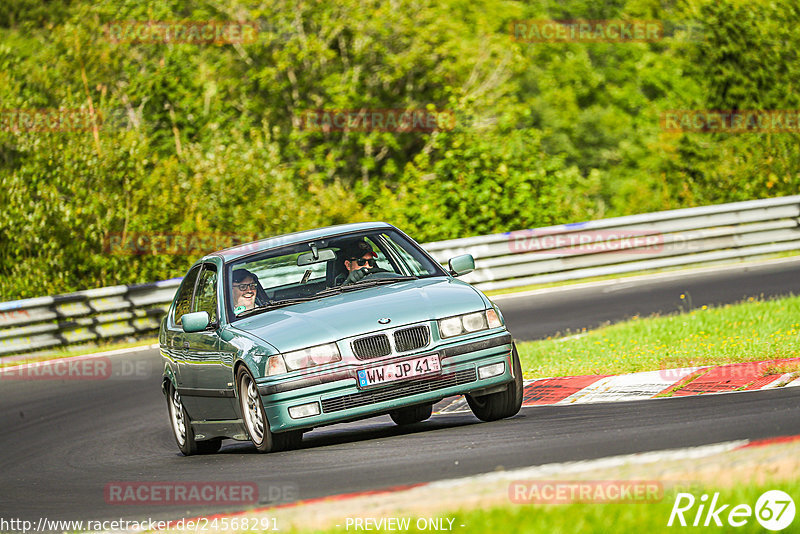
top-left (357, 354), bottom-right (441, 388)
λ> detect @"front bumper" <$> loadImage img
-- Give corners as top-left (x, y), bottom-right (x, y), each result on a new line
top-left (258, 331), bottom-right (515, 432)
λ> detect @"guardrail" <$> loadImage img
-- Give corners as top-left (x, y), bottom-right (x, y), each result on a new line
top-left (0, 280), bottom-right (180, 357)
top-left (2, 195), bottom-right (799, 356)
top-left (427, 195), bottom-right (800, 290)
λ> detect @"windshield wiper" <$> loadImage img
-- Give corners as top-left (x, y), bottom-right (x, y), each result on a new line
top-left (235, 305), bottom-right (271, 319)
top-left (313, 286), bottom-right (345, 297)
top-left (341, 276), bottom-right (418, 290)
top-left (265, 296), bottom-right (321, 308)
top-left (235, 296), bottom-right (319, 318)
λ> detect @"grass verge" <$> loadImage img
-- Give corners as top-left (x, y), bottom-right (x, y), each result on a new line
top-left (395, 480), bottom-right (799, 534)
top-left (515, 294), bottom-right (800, 378)
top-left (762, 361), bottom-right (800, 376)
top-left (285, 479), bottom-right (799, 534)
top-left (229, 435), bottom-right (800, 534)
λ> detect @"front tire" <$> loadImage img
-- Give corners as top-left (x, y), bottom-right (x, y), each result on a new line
top-left (390, 403), bottom-right (433, 425)
top-left (237, 369), bottom-right (303, 453)
top-left (466, 345), bottom-right (523, 422)
top-left (167, 384), bottom-right (222, 455)
top-left (238, 370), bottom-right (274, 452)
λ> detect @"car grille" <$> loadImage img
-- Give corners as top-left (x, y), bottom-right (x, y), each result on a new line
top-left (320, 368), bottom-right (477, 413)
top-left (352, 334), bottom-right (391, 360)
top-left (393, 325), bottom-right (430, 353)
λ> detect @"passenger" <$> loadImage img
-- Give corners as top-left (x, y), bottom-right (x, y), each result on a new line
top-left (232, 269), bottom-right (260, 314)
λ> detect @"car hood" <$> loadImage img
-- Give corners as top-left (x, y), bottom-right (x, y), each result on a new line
top-left (230, 278), bottom-right (487, 352)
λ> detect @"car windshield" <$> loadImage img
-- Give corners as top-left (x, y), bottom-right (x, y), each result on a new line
top-left (226, 229), bottom-right (446, 320)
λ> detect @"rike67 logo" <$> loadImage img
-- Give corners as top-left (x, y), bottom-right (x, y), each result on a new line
top-left (668, 490), bottom-right (795, 531)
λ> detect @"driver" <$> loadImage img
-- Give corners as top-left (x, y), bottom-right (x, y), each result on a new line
top-left (336, 240), bottom-right (386, 285)
top-left (232, 268), bottom-right (260, 314)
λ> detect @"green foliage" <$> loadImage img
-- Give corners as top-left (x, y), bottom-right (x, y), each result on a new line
top-left (517, 294), bottom-right (800, 378)
top-left (660, 0), bottom-right (800, 206)
top-left (376, 125), bottom-right (602, 241)
top-left (1, 0), bottom-right (798, 299)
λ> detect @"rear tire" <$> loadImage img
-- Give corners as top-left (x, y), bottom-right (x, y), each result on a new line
top-left (390, 403), bottom-right (433, 425)
top-left (466, 345), bottom-right (523, 422)
top-left (167, 384), bottom-right (222, 455)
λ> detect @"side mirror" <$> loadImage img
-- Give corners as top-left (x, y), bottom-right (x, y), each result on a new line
top-left (448, 254), bottom-right (475, 277)
top-left (182, 311), bottom-right (211, 333)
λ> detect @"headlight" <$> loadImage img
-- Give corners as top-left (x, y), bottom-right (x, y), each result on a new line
top-left (462, 312), bottom-right (487, 332)
top-left (438, 309), bottom-right (503, 339)
top-left (281, 343), bottom-right (341, 372)
top-left (439, 317), bottom-right (464, 338)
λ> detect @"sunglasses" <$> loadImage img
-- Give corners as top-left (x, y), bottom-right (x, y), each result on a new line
top-left (234, 283), bottom-right (258, 291)
top-left (349, 258), bottom-right (377, 267)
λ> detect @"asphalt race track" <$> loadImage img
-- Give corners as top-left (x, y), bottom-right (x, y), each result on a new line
top-left (1, 259), bottom-right (799, 524)
top-left (498, 258), bottom-right (800, 340)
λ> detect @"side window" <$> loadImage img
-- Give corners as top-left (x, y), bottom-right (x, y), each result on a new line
top-left (173, 265), bottom-right (201, 325)
top-left (193, 264), bottom-right (218, 324)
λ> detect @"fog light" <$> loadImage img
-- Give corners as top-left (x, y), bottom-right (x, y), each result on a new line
top-left (478, 362), bottom-right (505, 380)
top-left (288, 402), bottom-right (320, 419)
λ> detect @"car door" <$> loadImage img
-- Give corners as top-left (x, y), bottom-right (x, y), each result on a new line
top-left (163, 264), bottom-right (202, 395)
top-left (180, 262), bottom-right (238, 421)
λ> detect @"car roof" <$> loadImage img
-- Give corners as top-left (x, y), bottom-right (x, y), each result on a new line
top-left (208, 221), bottom-right (396, 262)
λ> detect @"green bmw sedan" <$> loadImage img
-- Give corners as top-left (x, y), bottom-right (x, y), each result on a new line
top-left (160, 222), bottom-right (522, 455)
